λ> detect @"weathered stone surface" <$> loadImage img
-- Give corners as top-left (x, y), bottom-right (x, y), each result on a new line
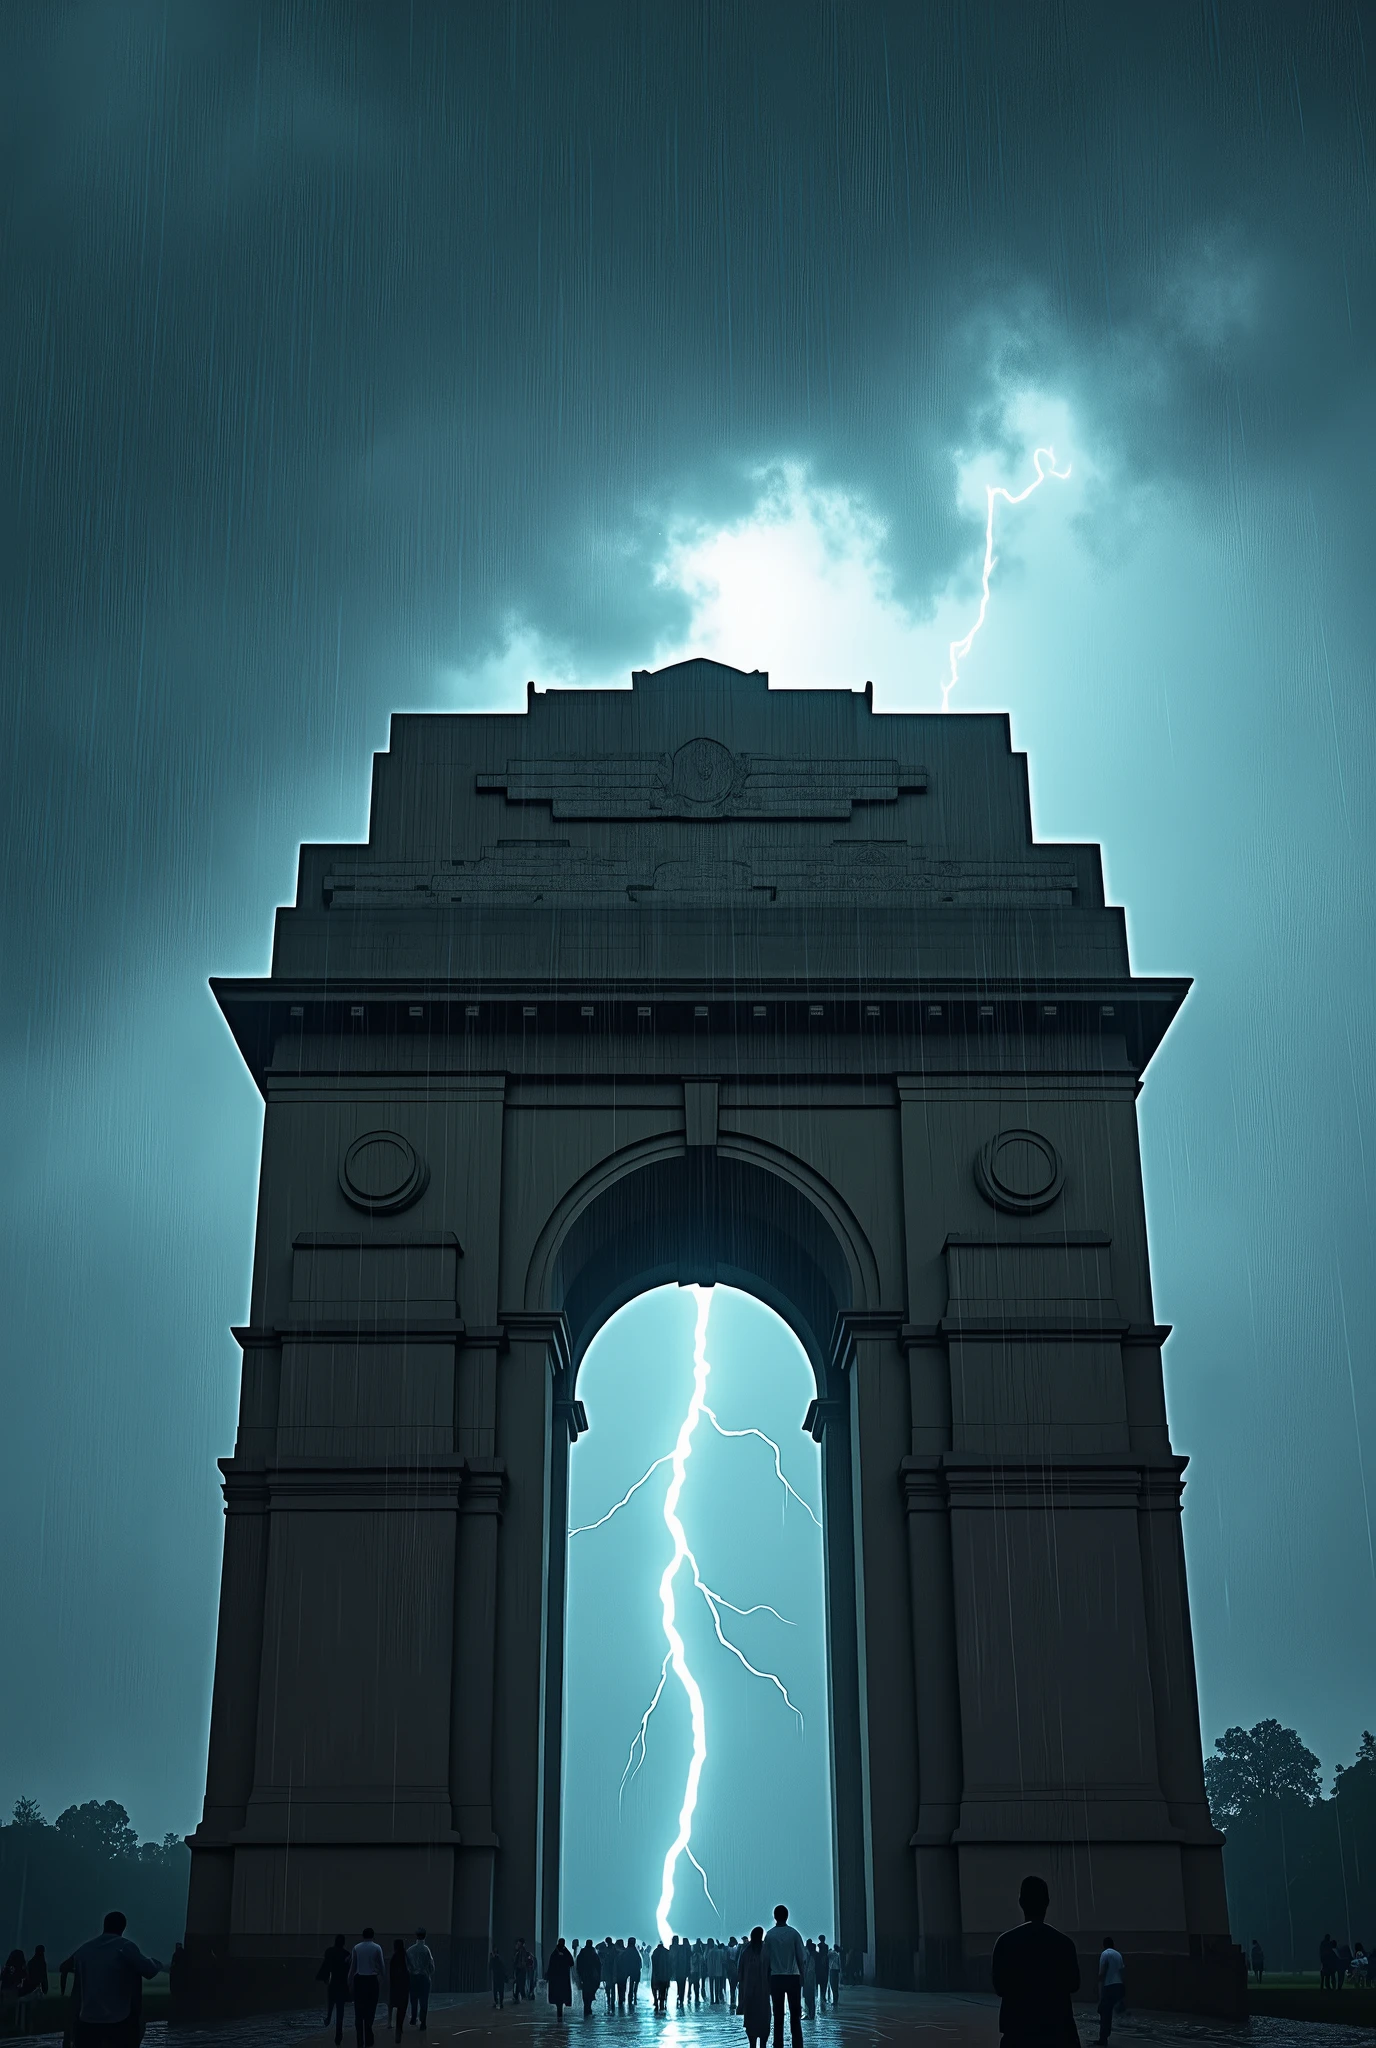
top-left (183, 658), bottom-right (1235, 2015)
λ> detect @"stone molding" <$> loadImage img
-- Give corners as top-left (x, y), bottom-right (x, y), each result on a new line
top-left (474, 743), bottom-right (927, 819)
top-left (900, 1452), bottom-right (1188, 1513)
top-left (218, 1454), bottom-right (468, 1511)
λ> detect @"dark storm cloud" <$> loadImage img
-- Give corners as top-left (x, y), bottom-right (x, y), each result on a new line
top-left (3, 0), bottom-right (1374, 1831)
top-left (4, 1), bottom-right (1371, 1013)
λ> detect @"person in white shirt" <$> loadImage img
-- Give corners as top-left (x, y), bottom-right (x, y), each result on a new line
top-left (762, 1906), bottom-right (807, 2048)
top-left (349, 1927), bottom-right (386, 2048)
top-left (1097, 1937), bottom-right (1126, 2044)
top-left (406, 1930), bottom-right (435, 2031)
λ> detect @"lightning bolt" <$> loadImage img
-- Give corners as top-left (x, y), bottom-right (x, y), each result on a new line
top-left (943, 444), bottom-right (1071, 710)
top-left (569, 1284), bottom-right (813, 1941)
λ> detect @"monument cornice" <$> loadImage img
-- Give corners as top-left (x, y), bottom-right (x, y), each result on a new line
top-left (212, 972), bottom-right (1189, 1094)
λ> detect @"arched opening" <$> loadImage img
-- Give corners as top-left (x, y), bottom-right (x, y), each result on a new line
top-left (529, 1141), bottom-right (874, 1973)
top-left (562, 1283), bottom-right (835, 1944)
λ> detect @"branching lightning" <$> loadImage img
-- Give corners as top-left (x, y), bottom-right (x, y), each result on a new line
top-left (943, 445), bottom-right (1071, 710)
top-left (570, 1284), bottom-right (816, 1941)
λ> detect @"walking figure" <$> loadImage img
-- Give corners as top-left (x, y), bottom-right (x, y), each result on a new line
top-left (577, 1938), bottom-right (601, 2017)
top-left (387, 1939), bottom-right (410, 2041)
top-left (319, 1934), bottom-right (350, 2045)
top-left (547, 1940), bottom-right (574, 2021)
top-left (651, 1939), bottom-right (671, 2015)
top-left (762, 1906), bottom-right (807, 2048)
top-left (348, 1928), bottom-right (386, 2048)
top-left (59, 1911), bottom-right (163, 2048)
top-left (490, 1947), bottom-right (508, 2009)
top-left (1096, 1938), bottom-right (1125, 2045)
top-left (407, 1930), bottom-right (434, 2032)
top-left (737, 1929), bottom-right (771, 2048)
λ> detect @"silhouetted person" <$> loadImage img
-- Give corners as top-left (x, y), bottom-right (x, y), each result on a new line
top-left (406, 1931), bottom-right (434, 2031)
top-left (650, 1940), bottom-right (671, 2015)
top-left (490, 1948), bottom-right (507, 2010)
top-left (387, 1940), bottom-right (410, 2042)
top-left (626, 1939), bottom-right (642, 2007)
top-left (1250, 1940), bottom-right (1264, 1984)
top-left (60, 1911), bottom-right (162, 2048)
top-left (513, 1940), bottom-right (531, 2003)
top-left (1096, 1938), bottom-right (1125, 2045)
top-left (672, 1937), bottom-right (689, 2009)
top-left (577, 1937), bottom-right (601, 2017)
top-left (726, 1937), bottom-right (741, 2012)
top-left (763, 1905), bottom-right (806, 2048)
top-left (828, 1944), bottom-right (842, 2007)
top-left (814, 1940), bottom-right (831, 2007)
top-left (599, 1938), bottom-right (617, 2012)
top-left (738, 1929), bottom-right (771, 2048)
top-left (802, 1942), bottom-right (817, 2021)
top-left (22, 1946), bottom-right (48, 1998)
top-left (990, 1877), bottom-right (1080, 2048)
top-left (1339, 1941), bottom-right (1353, 1988)
top-left (0, 1953), bottom-right (24, 1997)
top-left (547, 1940), bottom-right (574, 2021)
top-left (1352, 1943), bottom-right (1369, 1987)
top-left (319, 1935), bottom-right (351, 2044)
top-left (349, 1927), bottom-right (385, 2048)
top-left (1320, 1934), bottom-right (1339, 1991)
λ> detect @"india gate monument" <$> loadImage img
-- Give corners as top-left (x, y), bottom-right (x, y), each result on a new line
top-left (183, 658), bottom-right (1239, 2011)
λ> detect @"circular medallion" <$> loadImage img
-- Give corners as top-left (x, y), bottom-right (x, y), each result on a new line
top-left (670, 737), bottom-right (738, 807)
top-left (974, 1128), bottom-right (1064, 1214)
top-left (339, 1130), bottom-right (429, 1213)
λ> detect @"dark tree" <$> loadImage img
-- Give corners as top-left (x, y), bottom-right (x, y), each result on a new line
top-left (54, 1800), bottom-right (140, 1862)
top-left (1205, 1721), bottom-right (1323, 1823)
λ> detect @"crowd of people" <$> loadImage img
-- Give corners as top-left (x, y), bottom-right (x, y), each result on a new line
top-left (316, 1929), bottom-right (439, 2046)
top-left (535, 1912), bottom-right (847, 2034)
top-left (539, 1909), bottom-right (844, 2044)
top-left (55, 1873), bottom-right (1376, 2048)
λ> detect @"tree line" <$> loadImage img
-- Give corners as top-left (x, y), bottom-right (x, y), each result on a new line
top-left (1206, 1722), bottom-right (1376, 1971)
top-left (5, 1728), bottom-right (1373, 1979)
top-left (1, 1798), bottom-right (189, 1964)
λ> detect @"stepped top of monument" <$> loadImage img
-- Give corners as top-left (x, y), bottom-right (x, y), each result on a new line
top-left (293, 656), bottom-right (1096, 903)
top-left (223, 658), bottom-right (1192, 1061)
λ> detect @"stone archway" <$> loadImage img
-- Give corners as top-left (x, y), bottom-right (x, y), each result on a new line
top-left (520, 1141), bottom-right (878, 1973)
top-left (184, 657), bottom-right (1238, 2016)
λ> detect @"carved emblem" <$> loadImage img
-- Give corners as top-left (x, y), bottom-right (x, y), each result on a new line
top-left (476, 746), bottom-right (926, 819)
top-left (339, 1130), bottom-right (430, 1214)
top-left (659, 737), bottom-right (748, 811)
top-left (974, 1129), bottom-right (1065, 1214)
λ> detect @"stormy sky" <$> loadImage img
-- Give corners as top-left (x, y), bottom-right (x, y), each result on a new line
top-left (3, 0), bottom-right (1375, 1924)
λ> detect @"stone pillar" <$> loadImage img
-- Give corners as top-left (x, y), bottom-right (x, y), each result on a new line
top-left (491, 1314), bottom-right (569, 1966)
top-left (900, 1449), bottom-right (964, 1990)
top-left (449, 1460), bottom-right (506, 1987)
top-left (184, 1451), bottom-right (271, 1976)
top-left (811, 1376), bottom-right (867, 1968)
top-left (1137, 1460), bottom-right (1231, 1940)
top-left (539, 1401), bottom-right (573, 1963)
top-left (841, 1312), bottom-right (919, 1986)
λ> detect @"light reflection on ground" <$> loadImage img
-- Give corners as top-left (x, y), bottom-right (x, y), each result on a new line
top-left (22, 1984), bottom-right (1376, 2048)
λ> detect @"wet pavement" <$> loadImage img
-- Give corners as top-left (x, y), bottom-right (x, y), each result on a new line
top-left (19, 1985), bottom-right (1375, 2048)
